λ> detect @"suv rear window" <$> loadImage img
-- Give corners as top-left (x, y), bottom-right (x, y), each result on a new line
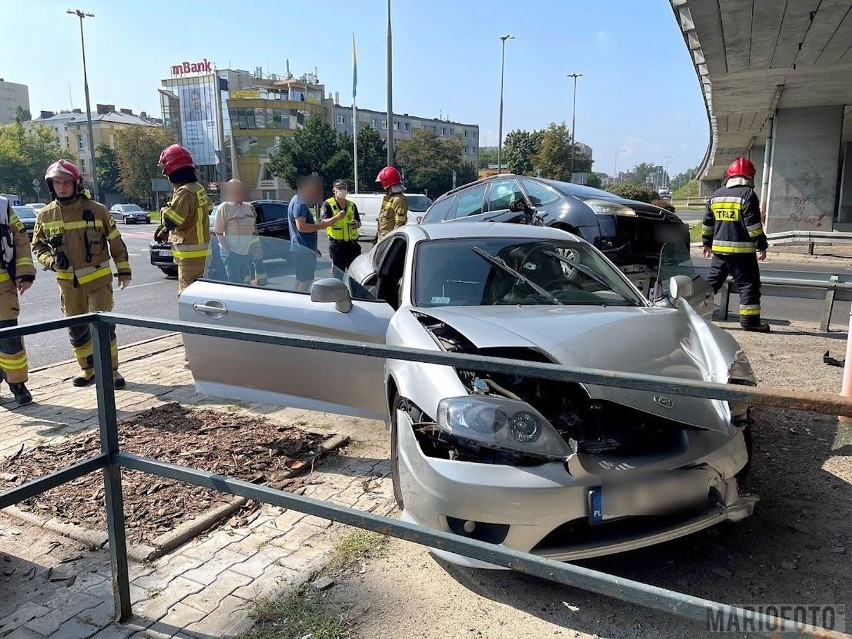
top-left (421, 196), bottom-right (455, 223)
top-left (406, 195), bottom-right (432, 212)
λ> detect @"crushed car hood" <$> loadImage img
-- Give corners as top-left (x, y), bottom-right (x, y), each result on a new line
top-left (415, 304), bottom-right (732, 432)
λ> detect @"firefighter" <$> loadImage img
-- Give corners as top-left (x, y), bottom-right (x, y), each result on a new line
top-left (321, 179), bottom-right (362, 272)
top-left (375, 166), bottom-right (407, 241)
top-left (0, 196), bottom-right (35, 405)
top-left (32, 160), bottom-right (132, 387)
top-left (154, 145), bottom-right (212, 293)
top-left (702, 157), bottom-right (770, 332)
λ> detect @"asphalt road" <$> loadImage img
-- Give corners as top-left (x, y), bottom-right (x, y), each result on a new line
top-left (13, 220), bottom-right (849, 369)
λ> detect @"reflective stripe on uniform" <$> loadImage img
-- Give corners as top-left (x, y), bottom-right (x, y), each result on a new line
top-left (746, 223), bottom-right (764, 238)
top-left (173, 243), bottom-right (210, 259)
top-left (107, 229), bottom-right (121, 240)
top-left (710, 200), bottom-right (741, 222)
top-left (0, 352), bottom-right (28, 370)
top-left (0, 272), bottom-right (9, 283)
top-left (56, 271), bottom-right (75, 281)
top-left (72, 343), bottom-right (93, 360)
top-left (739, 304), bottom-right (761, 316)
top-left (41, 220), bottom-right (91, 232)
top-left (712, 240), bottom-right (755, 254)
top-left (114, 261), bottom-right (130, 271)
top-left (701, 224), bottom-right (714, 235)
top-left (163, 207), bottom-right (186, 226)
top-left (15, 257), bottom-right (33, 269)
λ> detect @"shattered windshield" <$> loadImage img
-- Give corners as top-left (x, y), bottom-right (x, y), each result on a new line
top-left (414, 238), bottom-right (644, 308)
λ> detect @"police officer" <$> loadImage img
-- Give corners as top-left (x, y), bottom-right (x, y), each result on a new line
top-left (155, 145), bottom-right (212, 293)
top-left (702, 157), bottom-right (770, 332)
top-left (32, 160), bottom-right (132, 387)
top-left (0, 196), bottom-right (36, 405)
top-left (321, 179), bottom-right (361, 272)
top-left (375, 166), bottom-right (407, 241)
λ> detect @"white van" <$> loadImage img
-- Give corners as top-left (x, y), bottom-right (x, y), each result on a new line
top-left (348, 192), bottom-right (433, 241)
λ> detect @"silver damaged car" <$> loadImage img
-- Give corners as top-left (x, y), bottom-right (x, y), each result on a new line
top-left (180, 224), bottom-right (758, 567)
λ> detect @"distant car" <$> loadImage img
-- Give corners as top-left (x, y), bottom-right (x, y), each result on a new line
top-left (420, 175), bottom-right (688, 275)
top-left (24, 203), bottom-right (47, 212)
top-left (12, 206), bottom-right (37, 238)
top-left (658, 187), bottom-right (672, 198)
top-left (110, 204), bottom-right (151, 224)
top-left (347, 193), bottom-right (432, 240)
top-left (149, 199), bottom-right (290, 276)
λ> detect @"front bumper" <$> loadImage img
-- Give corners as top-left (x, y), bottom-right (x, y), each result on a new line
top-left (396, 410), bottom-right (756, 568)
top-left (149, 241), bottom-right (174, 268)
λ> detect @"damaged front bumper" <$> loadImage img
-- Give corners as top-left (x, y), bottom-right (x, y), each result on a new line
top-left (395, 409), bottom-right (757, 569)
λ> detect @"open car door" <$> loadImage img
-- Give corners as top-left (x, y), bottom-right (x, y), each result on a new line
top-left (180, 237), bottom-right (395, 420)
top-left (653, 241), bottom-right (714, 318)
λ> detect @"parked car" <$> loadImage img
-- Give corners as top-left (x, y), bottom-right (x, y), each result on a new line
top-left (420, 175), bottom-right (688, 277)
top-left (180, 223), bottom-right (755, 566)
top-left (110, 204), bottom-right (151, 224)
top-left (12, 206), bottom-right (37, 238)
top-left (149, 199), bottom-right (290, 276)
top-left (24, 202), bottom-right (47, 212)
top-left (658, 186), bottom-right (672, 198)
top-left (347, 192), bottom-right (432, 240)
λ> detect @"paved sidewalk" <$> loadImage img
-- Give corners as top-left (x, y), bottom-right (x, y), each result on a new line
top-left (0, 335), bottom-right (394, 638)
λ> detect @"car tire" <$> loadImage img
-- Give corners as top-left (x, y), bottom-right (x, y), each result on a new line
top-left (390, 395), bottom-right (404, 509)
top-left (160, 267), bottom-right (178, 277)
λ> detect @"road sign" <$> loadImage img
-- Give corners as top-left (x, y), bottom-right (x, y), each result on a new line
top-left (32, 179), bottom-right (39, 188)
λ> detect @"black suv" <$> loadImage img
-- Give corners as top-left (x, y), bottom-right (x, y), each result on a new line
top-left (150, 199), bottom-right (290, 276)
top-left (421, 175), bottom-right (688, 272)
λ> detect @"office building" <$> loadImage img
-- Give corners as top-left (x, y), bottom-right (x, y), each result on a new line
top-left (0, 79), bottom-right (30, 124)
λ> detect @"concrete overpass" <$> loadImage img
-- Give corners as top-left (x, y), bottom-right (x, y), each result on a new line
top-left (671, 0), bottom-right (852, 232)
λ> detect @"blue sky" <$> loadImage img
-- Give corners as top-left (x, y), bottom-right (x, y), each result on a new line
top-left (1, 0), bottom-right (707, 176)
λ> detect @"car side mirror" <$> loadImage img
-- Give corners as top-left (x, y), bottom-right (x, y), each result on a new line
top-left (669, 275), bottom-right (694, 301)
top-left (310, 277), bottom-right (353, 313)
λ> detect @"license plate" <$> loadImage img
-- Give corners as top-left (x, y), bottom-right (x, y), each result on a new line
top-left (159, 249), bottom-right (172, 257)
top-left (588, 471), bottom-right (709, 525)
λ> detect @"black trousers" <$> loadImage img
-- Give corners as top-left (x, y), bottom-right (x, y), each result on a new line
top-left (707, 253), bottom-right (762, 326)
top-left (329, 241), bottom-right (362, 273)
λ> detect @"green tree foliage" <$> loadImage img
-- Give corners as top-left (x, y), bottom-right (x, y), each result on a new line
top-left (0, 122), bottom-right (69, 200)
top-left (627, 162), bottom-right (659, 186)
top-left (268, 113), bottom-right (352, 192)
top-left (605, 183), bottom-right (659, 203)
top-left (533, 122), bottom-right (593, 182)
top-left (95, 144), bottom-right (120, 194)
top-left (587, 172), bottom-right (607, 189)
top-left (115, 126), bottom-right (176, 205)
top-left (14, 106), bottom-right (31, 123)
top-left (478, 146), bottom-right (498, 169)
top-left (355, 126), bottom-right (387, 192)
top-left (503, 129), bottom-right (542, 175)
top-left (395, 129), bottom-right (473, 198)
top-left (671, 166), bottom-right (699, 191)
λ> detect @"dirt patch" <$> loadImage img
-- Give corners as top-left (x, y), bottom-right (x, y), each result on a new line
top-left (0, 403), bottom-right (339, 546)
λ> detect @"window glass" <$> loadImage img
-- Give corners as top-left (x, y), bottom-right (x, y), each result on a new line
top-left (406, 195), bottom-right (432, 213)
top-left (253, 202), bottom-right (287, 223)
top-left (520, 178), bottom-right (561, 206)
top-left (485, 178), bottom-right (523, 211)
top-left (450, 183), bottom-right (487, 219)
top-left (420, 196), bottom-right (455, 223)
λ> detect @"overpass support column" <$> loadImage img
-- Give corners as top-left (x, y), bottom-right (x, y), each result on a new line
top-left (765, 105), bottom-right (843, 233)
top-left (839, 142), bottom-right (852, 224)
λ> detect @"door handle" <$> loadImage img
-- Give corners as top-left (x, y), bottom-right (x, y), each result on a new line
top-left (193, 300), bottom-right (228, 317)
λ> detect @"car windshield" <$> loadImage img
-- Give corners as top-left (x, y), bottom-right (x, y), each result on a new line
top-left (123, 204), bottom-right (143, 212)
top-left (414, 237), bottom-right (644, 307)
top-left (407, 195), bottom-right (432, 212)
top-left (13, 207), bottom-right (36, 219)
top-left (253, 202), bottom-right (287, 222)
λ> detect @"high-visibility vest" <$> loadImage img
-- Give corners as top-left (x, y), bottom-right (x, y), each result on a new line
top-left (325, 198), bottom-right (359, 242)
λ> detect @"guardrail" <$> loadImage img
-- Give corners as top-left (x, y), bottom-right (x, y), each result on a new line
top-left (695, 266), bottom-right (852, 332)
top-left (1, 314), bottom-right (851, 638)
top-left (766, 230), bottom-right (852, 255)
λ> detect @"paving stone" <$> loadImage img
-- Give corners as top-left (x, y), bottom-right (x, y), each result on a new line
top-left (4, 626), bottom-right (45, 639)
top-left (75, 600), bottom-right (117, 630)
top-left (154, 555), bottom-right (203, 581)
top-left (268, 523), bottom-right (323, 552)
top-left (134, 577), bottom-right (205, 622)
top-left (276, 545), bottom-right (328, 574)
top-left (181, 548), bottom-right (244, 586)
top-left (180, 570), bottom-right (252, 614)
top-left (230, 564), bottom-right (298, 603)
top-left (266, 509), bottom-right (305, 531)
top-left (48, 614), bottom-right (102, 639)
top-left (156, 602), bottom-right (206, 632)
top-left (0, 602), bottom-right (51, 636)
top-left (301, 515), bottom-right (333, 529)
top-left (24, 594), bottom-right (102, 637)
top-left (181, 595), bottom-right (253, 639)
top-left (229, 551), bottom-right (280, 580)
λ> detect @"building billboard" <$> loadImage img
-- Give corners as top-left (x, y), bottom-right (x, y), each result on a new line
top-left (179, 81), bottom-right (218, 165)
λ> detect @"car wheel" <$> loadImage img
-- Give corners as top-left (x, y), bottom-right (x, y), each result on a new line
top-left (160, 267), bottom-right (178, 277)
top-left (390, 395), bottom-right (404, 509)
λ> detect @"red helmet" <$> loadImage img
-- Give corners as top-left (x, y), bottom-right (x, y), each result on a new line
top-left (725, 157), bottom-right (756, 180)
top-left (45, 159), bottom-right (83, 197)
top-left (158, 144), bottom-right (194, 176)
top-left (375, 166), bottom-right (401, 190)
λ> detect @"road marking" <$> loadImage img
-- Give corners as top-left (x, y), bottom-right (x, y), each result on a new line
top-left (124, 281), bottom-right (167, 290)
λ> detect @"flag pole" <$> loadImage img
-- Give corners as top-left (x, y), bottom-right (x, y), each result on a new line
top-left (352, 34), bottom-right (359, 193)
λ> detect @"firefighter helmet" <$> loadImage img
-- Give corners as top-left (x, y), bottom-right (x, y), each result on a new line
top-left (375, 166), bottom-right (402, 189)
top-left (724, 157), bottom-right (756, 180)
top-left (45, 159), bottom-right (83, 197)
top-left (158, 144), bottom-right (195, 176)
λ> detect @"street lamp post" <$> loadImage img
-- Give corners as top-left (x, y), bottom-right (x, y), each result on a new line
top-left (496, 34), bottom-right (514, 176)
top-left (67, 8), bottom-right (99, 202)
top-left (613, 148), bottom-right (628, 185)
top-left (567, 72), bottom-right (582, 182)
top-left (386, 0), bottom-right (394, 166)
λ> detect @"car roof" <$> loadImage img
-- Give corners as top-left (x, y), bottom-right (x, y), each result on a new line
top-left (411, 221), bottom-right (575, 242)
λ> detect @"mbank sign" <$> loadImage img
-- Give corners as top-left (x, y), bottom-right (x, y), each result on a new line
top-left (171, 59), bottom-right (213, 76)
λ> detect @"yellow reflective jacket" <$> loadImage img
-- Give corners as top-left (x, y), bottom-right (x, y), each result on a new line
top-left (0, 201), bottom-right (36, 285)
top-left (377, 192), bottom-right (407, 240)
top-left (323, 197), bottom-right (359, 242)
top-left (162, 182), bottom-right (212, 261)
top-left (32, 197), bottom-right (130, 290)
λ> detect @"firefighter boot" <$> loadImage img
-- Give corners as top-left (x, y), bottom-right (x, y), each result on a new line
top-left (741, 316), bottom-right (771, 333)
top-left (73, 369), bottom-right (95, 387)
top-left (8, 382), bottom-right (32, 406)
top-left (113, 370), bottom-right (126, 389)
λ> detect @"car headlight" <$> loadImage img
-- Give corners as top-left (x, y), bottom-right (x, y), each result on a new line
top-left (437, 396), bottom-right (575, 460)
top-left (584, 198), bottom-right (637, 217)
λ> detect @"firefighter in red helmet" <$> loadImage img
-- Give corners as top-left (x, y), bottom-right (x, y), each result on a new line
top-left (155, 144), bottom-right (212, 292)
top-left (702, 157), bottom-right (770, 332)
top-left (31, 160), bottom-right (132, 387)
top-left (375, 166), bottom-right (407, 241)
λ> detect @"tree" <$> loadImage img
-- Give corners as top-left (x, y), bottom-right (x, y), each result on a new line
top-left (478, 146), bottom-right (498, 169)
top-left (605, 183), bottom-right (659, 203)
top-left (0, 122), bottom-right (68, 199)
top-left (115, 126), bottom-right (176, 205)
top-left (671, 166), bottom-right (699, 191)
top-left (587, 172), bottom-right (607, 189)
top-left (268, 113), bottom-right (352, 191)
top-left (95, 144), bottom-right (120, 194)
top-left (355, 126), bottom-right (386, 192)
top-left (395, 129), bottom-right (471, 198)
top-left (14, 106), bottom-right (31, 124)
top-left (503, 129), bottom-right (542, 175)
top-left (533, 122), bottom-right (593, 182)
top-left (628, 162), bottom-right (659, 186)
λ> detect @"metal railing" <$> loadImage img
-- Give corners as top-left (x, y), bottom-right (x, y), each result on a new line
top-left (766, 230), bottom-right (852, 255)
top-left (1, 313), bottom-right (851, 638)
top-left (695, 266), bottom-right (852, 332)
